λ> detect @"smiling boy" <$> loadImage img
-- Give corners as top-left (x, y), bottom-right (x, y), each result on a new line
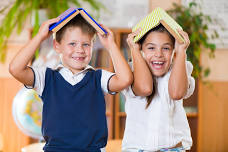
top-left (9, 15), bottom-right (132, 152)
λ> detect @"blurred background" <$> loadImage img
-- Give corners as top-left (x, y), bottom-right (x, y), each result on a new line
top-left (0, 0), bottom-right (228, 151)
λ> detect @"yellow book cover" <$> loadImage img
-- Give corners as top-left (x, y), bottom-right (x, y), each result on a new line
top-left (133, 7), bottom-right (184, 43)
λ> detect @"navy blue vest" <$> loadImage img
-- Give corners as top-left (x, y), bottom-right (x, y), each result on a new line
top-left (41, 68), bottom-right (107, 152)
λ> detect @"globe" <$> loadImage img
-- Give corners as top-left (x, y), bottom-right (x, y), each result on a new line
top-left (12, 87), bottom-right (43, 139)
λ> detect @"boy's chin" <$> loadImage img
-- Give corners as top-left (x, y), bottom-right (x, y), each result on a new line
top-left (73, 65), bottom-right (87, 70)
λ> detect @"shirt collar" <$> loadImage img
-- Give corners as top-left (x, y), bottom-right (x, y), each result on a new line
top-left (55, 63), bottom-right (94, 76)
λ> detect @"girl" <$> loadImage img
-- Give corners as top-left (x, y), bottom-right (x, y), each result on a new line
top-left (121, 24), bottom-right (195, 152)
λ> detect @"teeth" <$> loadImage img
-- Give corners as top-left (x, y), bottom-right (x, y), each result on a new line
top-left (153, 61), bottom-right (163, 65)
top-left (73, 57), bottom-right (84, 59)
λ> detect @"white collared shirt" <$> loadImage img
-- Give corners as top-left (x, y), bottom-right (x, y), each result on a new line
top-left (31, 64), bottom-right (115, 96)
top-left (122, 61), bottom-right (195, 152)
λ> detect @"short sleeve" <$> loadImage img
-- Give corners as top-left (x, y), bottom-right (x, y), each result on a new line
top-left (122, 86), bottom-right (136, 98)
top-left (184, 61), bottom-right (195, 99)
top-left (101, 70), bottom-right (116, 95)
top-left (121, 86), bottom-right (146, 102)
top-left (24, 67), bottom-right (36, 89)
top-left (25, 66), bottom-right (47, 96)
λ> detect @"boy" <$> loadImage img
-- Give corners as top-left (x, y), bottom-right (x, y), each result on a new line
top-left (9, 15), bottom-right (133, 152)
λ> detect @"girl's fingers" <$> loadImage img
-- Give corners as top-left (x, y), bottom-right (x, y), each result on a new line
top-left (131, 28), bottom-right (141, 37)
top-left (128, 29), bottom-right (140, 40)
top-left (178, 29), bottom-right (188, 39)
top-left (177, 29), bottom-right (190, 45)
top-left (134, 28), bottom-right (141, 35)
top-left (127, 34), bottom-right (135, 44)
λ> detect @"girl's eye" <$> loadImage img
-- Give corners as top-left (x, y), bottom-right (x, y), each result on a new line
top-left (148, 47), bottom-right (155, 50)
top-left (163, 47), bottom-right (170, 51)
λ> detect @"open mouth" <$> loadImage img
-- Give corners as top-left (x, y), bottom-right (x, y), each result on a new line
top-left (72, 57), bottom-right (86, 61)
top-left (151, 61), bottom-right (165, 69)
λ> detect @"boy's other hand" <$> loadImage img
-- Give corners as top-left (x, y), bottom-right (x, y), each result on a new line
top-left (38, 18), bottom-right (60, 41)
top-left (97, 24), bottom-right (116, 49)
top-left (175, 29), bottom-right (190, 53)
top-left (127, 28), bottom-right (141, 51)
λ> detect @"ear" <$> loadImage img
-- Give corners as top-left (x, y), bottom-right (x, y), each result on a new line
top-left (53, 39), bottom-right (61, 54)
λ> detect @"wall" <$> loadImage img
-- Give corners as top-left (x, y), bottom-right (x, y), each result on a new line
top-left (0, 44), bottom-right (33, 152)
top-left (0, 1), bottom-right (32, 150)
top-left (198, 49), bottom-right (228, 151)
top-left (149, 0), bottom-right (181, 10)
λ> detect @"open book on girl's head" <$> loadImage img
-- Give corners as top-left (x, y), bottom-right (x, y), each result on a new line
top-left (133, 7), bottom-right (185, 43)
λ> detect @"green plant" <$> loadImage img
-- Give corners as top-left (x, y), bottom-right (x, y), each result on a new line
top-left (0, 0), bottom-right (105, 62)
top-left (168, 2), bottom-right (220, 79)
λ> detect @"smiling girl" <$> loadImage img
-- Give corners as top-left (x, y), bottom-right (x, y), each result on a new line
top-left (121, 24), bottom-right (195, 152)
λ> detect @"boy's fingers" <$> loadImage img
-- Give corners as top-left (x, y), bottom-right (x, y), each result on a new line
top-left (100, 24), bottom-right (112, 34)
top-left (48, 17), bottom-right (61, 24)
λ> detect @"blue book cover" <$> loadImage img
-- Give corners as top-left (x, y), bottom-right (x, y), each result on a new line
top-left (49, 8), bottom-right (78, 31)
top-left (49, 8), bottom-right (107, 35)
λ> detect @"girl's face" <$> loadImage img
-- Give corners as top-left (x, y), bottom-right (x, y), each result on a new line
top-left (142, 31), bottom-right (174, 77)
top-left (54, 27), bottom-right (93, 74)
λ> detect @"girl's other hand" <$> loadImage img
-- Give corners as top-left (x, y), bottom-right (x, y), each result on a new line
top-left (175, 29), bottom-right (190, 53)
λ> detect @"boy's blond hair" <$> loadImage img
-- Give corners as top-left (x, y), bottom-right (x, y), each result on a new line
top-left (55, 15), bottom-right (96, 43)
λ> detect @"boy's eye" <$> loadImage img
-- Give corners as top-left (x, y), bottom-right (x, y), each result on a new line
top-left (69, 42), bottom-right (76, 47)
top-left (83, 43), bottom-right (90, 47)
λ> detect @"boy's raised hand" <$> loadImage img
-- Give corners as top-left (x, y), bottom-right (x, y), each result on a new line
top-left (175, 29), bottom-right (190, 53)
top-left (38, 18), bottom-right (60, 41)
top-left (97, 24), bottom-right (133, 92)
top-left (97, 24), bottom-right (116, 49)
top-left (126, 28), bottom-right (141, 51)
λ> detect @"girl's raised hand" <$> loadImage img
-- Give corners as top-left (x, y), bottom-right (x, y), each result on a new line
top-left (175, 29), bottom-right (190, 53)
top-left (38, 18), bottom-right (60, 41)
top-left (126, 28), bottom-right (141, 51)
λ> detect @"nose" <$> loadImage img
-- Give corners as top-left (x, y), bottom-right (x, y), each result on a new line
top-left (75, 44), bottom-right (85, 54)
top-left (154, 49), bottom-right (163, 57)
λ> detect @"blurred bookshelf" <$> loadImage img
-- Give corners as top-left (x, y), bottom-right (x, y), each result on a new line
top-left (90, 28), bottom-right (132, 140)
top-left (112, 28), bottom-right (131, 139)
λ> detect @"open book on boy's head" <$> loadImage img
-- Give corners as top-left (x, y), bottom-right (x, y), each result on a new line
top-left (133, 7), bottom-right (185, 43)
top-left (49, 8), bottom-right (107, 35)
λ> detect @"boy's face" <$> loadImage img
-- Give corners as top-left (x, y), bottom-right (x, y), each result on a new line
top-left (54, 27), bottom-right (94, 74)
top-left (142, 31), bottom-right (174, 77)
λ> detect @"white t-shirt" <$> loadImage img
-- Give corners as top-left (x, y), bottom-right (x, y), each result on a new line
top-left (30, 64), bottom-right (115, 96)
top-left (121, 61), bottom-right (195, 152)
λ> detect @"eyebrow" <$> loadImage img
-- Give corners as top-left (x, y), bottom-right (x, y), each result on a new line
top-left (67, 40), bottom-right (91, 43)
top-left (145, 42), bottom-right (172, 46)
